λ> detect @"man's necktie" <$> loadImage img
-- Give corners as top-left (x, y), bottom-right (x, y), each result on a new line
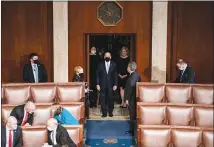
top-left (33, 64), bottom-right (39, 83)
top-left (21, 112), bottom-right (29, 126)
top-left (107, 63), bottom-right (110, 73)
top-left (8, 130), bottom-right (12, 147)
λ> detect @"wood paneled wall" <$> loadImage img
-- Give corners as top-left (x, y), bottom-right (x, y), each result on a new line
top-left (167, 2), bottom-right (214, 83)
top-left (68, 2), bottom-right (152, 82)
top-left (1, 2), bottom-right (53, 83)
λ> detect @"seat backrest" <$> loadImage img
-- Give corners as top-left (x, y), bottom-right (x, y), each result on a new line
top-left (57, 83), bottom-right (84, 102)
top-left (61, 103), bottom-right (85, 124)
top-left (64, 125), bottom-right (83, 147)
top-left (171, 127), bottom-right (202, 147)
top-left (138, 125), bottom-right (171, 147)
top-left (3, 84), bottom-right (31, 105)
top-left (166, 104), bottom-right (193, 126)
top-left (165, 84), bottom-right (191, 104)
top-left (32, 104), bottom-right (52, 126)
top-left (194, 105), bottom-right (214, 128)
top-left (137, 83), bottom-right (165, 102)
top-left (137, 103), bottom-right (166, 125)
top-left (202, 128), bottom-right (213, 147)
top-left (2, 105), bottom-right (15, 124)
top-left (31, 84), bottom-right (57, 103)
top-left (22, 126), bottom-right (47, 147)
top-left (192, 85), bottom-right (214, 105)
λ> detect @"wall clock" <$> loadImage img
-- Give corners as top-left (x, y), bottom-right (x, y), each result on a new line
top-left (97, 1), bottom-right (123, 26)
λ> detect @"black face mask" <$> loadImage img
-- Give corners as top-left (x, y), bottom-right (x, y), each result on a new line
top-left (104, 57), bottom-right (110, 62)
top-left (79, 73), bottom-right (84, 79)
top-left (33, 60), bottom-right (39, 64)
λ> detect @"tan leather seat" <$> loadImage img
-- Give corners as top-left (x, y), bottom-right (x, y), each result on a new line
top-left (194, 105), bottom-right (213, 127)
top-left (137, 83), bottom-right (165, 102)
top-left (137, 103), bottom-right (166, 125)
top-left (165, 84), bottom-right (191, 104)
top-left (64, 125), bottom-right (84, 147)
top-left (202, 128), bottom-right (213, 147)
top-left (2, 105), bottom-right (15, 124)
top-left (171, 126), bottom-right (202, 147)
top-left (166, 104), bottom-right (193, 126)
top-left (3, 84), bottom-right (31, 105)
top-left (61, 103), bottom-right (85, 124)
top-left (138, 125), bottom-right (171, 147)
top-left (33, 104), bottom-right (52, 126)
top-left (192, 85), bottom-right (214, 105)
top-left (22, 126), bottom-right (47, 147)
top-left (57, 83), bottom-right (85, 102)
top-left (31, 84), bottom-right (57, 103)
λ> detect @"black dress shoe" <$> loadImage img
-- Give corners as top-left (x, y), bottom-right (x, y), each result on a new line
top-left (109, 113), bottom-right (113, 117)
top-left (102, 114), bottom-right (107, 117)
top-left (126, 131), bottom-right (134, 136)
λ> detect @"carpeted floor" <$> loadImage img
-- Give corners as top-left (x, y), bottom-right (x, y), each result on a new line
top-left (85, 120), bottom-right (136, 147)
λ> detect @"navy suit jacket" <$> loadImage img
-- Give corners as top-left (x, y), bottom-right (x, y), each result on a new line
top-left (96, 61), bottom-right (118, 89)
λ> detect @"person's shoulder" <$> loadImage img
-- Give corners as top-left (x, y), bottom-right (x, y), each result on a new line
top-left (23, 63), bottom-right (31, 68)
top-left (13, 104), bottom-right (23, 110)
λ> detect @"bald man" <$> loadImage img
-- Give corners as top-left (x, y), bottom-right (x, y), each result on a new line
top-left (1, 116), bottom-right (23, 147)
top-left (10, 101), bottom-right (36, 126)
top-left (96, 52), bottom-right (118, 117)
top-left (42, 118), bottom-right (76, 147)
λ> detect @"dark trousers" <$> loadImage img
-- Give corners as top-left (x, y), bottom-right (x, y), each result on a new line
top-left (100, 88), bottom-right (114, 115)
top-left (128, 100), bottom-right (136, 132)
top-left (89, 88), bottom-right (97, 106)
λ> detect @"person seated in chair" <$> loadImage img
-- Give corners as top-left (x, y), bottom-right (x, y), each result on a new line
top-left (51, 103), bottom-right (79, 125)
top-left (72, 66), bottom-right (84, 82)
top-left (1, 116), bottom-right (23, 147)
top-left (42, 118), bottom-right (77, 147)
top-left (10, 101), bottom-right (36, 126)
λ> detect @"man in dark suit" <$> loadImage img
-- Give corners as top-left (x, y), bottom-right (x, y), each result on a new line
top-left (96, 52), bottom-right (118, 117)
top-left (1, 116), bottom-right (23, 147)
top-left (10, 101), bottom-right (36, 126)
top-left (124, 62), bottom-right (141, 136)
top-left (23, 53), bottom-right (48, 83)
top-left (42, 118), bottom-right (77, 147)
top-left (175, 59), bottom-right (195, 83)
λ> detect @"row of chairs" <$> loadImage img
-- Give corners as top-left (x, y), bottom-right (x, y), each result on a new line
top-left (2, 102), bottom-right (85, 125)
top-left (137, 103), bottom-right (213, 128)
top-left (21, 125), bottom-right (83, 147)
top-left (137, 83), bottom-right (213, 104)
top-left (1, 82), bottom-right (85, 105)
top-left (137, 125), bottom-right (213, 147)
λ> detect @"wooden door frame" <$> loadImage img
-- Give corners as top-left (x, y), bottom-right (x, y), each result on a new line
top-left (83, 33), bottom-right (137, 86)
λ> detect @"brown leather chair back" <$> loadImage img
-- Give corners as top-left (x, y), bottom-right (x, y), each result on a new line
top-left (3, 84), bottom-right (31, 105)
top-left (64, 125), bottom-right (84, 147)
top-left (202, 128), bottom-right (213, 147)
top-left (194, 105), bottom-right (213, 128)
top-left (166, 104), bottom-right (193, 126)
top-left (57, 83), bottom-right (85, 102)
top-left (22, 126), bottom-right (47, 147)
top-left (137, 103), bottom-right (166, 125)
top-left (137, 83), bottom-right (165, 102)
top-left (2, 105), bottom-right (15, 124)
top-left (165, 84), bottom-right (192, 104)
top-left (192, 85), bottom-right (214, 105)
top-left (31, 84), bottom-right (57, 103)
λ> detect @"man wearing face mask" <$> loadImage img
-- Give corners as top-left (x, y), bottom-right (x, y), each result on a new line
top-left (23, 53), bottom-right (48, 83)
top-left (1, 116), bottom-right (23, 147)
top-left (175, 59), bottom-right (195, 83)
top-left (42, 118), bottom-right (77, 147)
top-left (10, 101), bottom-right (36, 126)
top-left (96, 52), bottom-right (118, 117)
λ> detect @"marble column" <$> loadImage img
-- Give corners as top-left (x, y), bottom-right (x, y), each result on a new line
top-left (151, 2), bottom-right (168, 83)
top-left (53, 2), bottom-right (68, 82)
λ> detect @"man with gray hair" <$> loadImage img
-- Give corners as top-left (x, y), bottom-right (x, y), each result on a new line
top-left (124, 61), bottom-right (141, 136)
top-left (10, 101), bottom-right (36, 126)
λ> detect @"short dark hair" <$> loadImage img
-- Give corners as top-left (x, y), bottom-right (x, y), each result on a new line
top-left (29, 53), bottom-right (38, 59)
top-left (177, 59), bottom-right (185, 64)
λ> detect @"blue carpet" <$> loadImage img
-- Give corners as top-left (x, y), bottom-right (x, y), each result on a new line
top-left (85, 120), bottom-right (136, 147)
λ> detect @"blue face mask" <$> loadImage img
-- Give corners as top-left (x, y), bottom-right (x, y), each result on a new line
top-left (11, 124), bottom-right (17, 130)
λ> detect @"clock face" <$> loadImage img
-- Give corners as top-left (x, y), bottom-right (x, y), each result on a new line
top-left (97, 1), bottom-right (123, 26)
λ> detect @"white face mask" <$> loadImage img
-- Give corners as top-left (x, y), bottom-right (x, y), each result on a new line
top-left (91, 50), bottom-right (96, 55)
top-left (47, 126), bottom-right (54, 131)
top-left (11, 124), bottom-right (18, 130)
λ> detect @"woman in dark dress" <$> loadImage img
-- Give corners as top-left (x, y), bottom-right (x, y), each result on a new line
top-left (117, 46), bottom-right (130, 108)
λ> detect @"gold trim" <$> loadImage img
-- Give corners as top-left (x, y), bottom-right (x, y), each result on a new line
top-left (97, 1), bottom-right (123, 27)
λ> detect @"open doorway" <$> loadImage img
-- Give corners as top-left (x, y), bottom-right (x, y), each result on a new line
top-left (84, 33), bottom-right (136, 106)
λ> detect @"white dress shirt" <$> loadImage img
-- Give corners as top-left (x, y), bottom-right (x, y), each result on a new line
top-left (50, 128), bottom-right (57, 145)
top-left (105, 61), bottom-right (110, 73)
top-left (21, 109), bottom-right (27, 125)
top-left (6, 126), bottom-right (13, 147)
top-left (31, 63), bottom-right (38, 83)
